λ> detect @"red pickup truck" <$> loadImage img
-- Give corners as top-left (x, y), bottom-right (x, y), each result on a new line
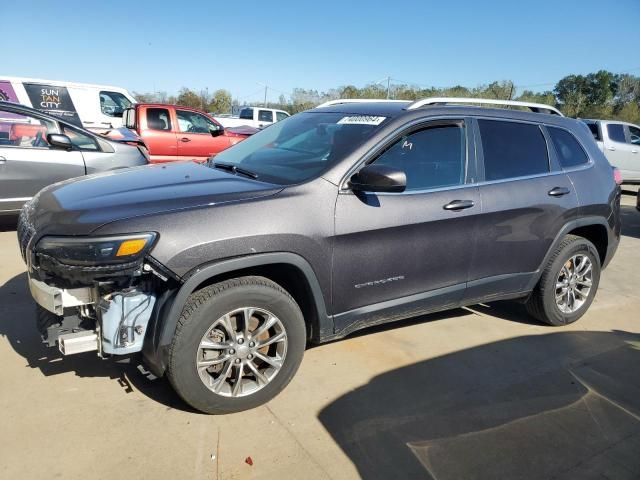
top-left (121, 104), bottom-right (255, 163)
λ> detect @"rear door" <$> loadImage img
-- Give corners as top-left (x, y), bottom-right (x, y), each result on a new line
top-left (332, 119), bottom-right (479, 328)
top-left (140, 106), bottom-right (178, 163)
top-left (0, 106), bottom-right (85, 213)
top-left (623, 124), bottom-right (640, 181)
top-left (602, 122), bottom-right (634, 175)
top-left (465, 118), bottom-right (578, 302)
top-left (175, 109), bottom-right (230, 162)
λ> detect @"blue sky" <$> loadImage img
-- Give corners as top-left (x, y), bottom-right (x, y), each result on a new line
top-left (5, 0), bottom-right (639, 103)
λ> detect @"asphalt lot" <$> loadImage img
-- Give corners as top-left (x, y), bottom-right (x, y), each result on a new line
top-left (0, 188), bottom-right (639, 480)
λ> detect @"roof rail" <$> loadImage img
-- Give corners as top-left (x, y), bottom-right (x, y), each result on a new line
top-left (407, 97), bottom-right (563, 116)
top-left (315, 99), bottom-right (409, 108)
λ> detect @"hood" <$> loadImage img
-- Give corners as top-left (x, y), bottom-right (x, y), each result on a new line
top-left (27, 162), bottom-right (282, 236)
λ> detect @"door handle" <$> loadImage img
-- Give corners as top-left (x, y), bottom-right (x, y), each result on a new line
top-left (180, 137), bottom-right (191, 143)
top-left (443, 199), bottom-right (475, 211)
top-left (0, 156), bottom-right (6, 165)
top-left (548, 187), bottom-right (570, 197)
top-left (606, 146), bottom-right (616, 151)
top-left (632, 149), bottom-right (638, 154)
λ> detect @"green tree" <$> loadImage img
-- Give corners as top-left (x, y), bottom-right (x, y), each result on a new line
top-left (176, 87), bottom-right (202, 108)
top-left (208, 89), bottom-right (232, 114)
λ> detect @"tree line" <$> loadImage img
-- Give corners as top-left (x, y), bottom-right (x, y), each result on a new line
top-left (133, 70), bottom-right (640, 124)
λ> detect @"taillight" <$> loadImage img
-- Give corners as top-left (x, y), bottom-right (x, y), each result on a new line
top-left (613, 167), bottom-right (623, 185)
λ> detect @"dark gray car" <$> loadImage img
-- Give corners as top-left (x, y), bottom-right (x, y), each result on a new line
top-left (0, 101), bottom-right (147, 215)
top-left (17, 98), bottom-right (621, 414)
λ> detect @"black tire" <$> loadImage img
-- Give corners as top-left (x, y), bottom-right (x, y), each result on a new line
top-left (167, 276), bottom-right (306, 414)
top-left (526, 235), bottom-right (601, 326)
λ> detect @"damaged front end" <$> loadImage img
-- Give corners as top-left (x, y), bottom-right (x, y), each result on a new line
top-left (19, 217), bottom-right (179, 359)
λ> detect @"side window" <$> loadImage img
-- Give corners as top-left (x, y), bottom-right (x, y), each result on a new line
top-left (176, 109), bottom-right (217, 134)
top-left (258, 110), bottom-right (274, 123)
top-left (607, 123), bottom-right (626, 143)
top-left (146, 108), bottom-right (171, 131)
top-left (478, 120), bottom-right (549, 181)
top-left (373, 123), bottom-right (466, 191)
top-left (100, 91), bottom-right (132, 117)
top-left (627, 125), bottom-right (640, 145)
top-left (548, 127), bottom-right (589, 168)
top-left (276, 112), bottom-right (289, 122)
top-left (239, 108), bottom-right (253, 120)
top-left (0, 108), bottom-right (56, 148)
top-left (60, 125), bottom-right (99, 151)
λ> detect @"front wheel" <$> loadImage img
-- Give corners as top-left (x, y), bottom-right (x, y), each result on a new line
top-left (167, 276), bottom-right (306, 414)
top-left (526, 235), bottom-right (601, 326)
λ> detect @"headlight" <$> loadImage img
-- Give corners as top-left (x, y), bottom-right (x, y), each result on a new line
top-left (36, 233), bottom-right (157, 266)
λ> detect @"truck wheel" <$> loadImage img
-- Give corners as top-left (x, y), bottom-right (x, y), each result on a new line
top-left (526, 235), bottom-right (601, 326)
top-left (167, 276), bottom-right (306, 414)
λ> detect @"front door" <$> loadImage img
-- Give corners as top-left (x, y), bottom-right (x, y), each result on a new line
top-left (176, 109), bottom-right (230, 162)
top-left (332, 120), bottom-right (479, 331)
top-left (603, 122), bottom-right (635, 177)
top-left (0, 106), bottom-right (85, 213)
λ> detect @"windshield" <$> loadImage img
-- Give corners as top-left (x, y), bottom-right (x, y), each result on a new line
top-left (211, 112), bottom-right (387, 184)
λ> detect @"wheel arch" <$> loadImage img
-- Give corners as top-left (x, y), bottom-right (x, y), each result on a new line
top-left (526, 216), bottom-right (614, 291)
top-left (143, 252), bottom-right (332, 376)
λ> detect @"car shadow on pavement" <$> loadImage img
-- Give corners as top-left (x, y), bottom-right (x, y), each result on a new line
top-left (318, 330), bottom-right (640, 480)
top-left (0, 272), bottom-right (196, 413)
top-left (621, 204), bottom-right (640, 239)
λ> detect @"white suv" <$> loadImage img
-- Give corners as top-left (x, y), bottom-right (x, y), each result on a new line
top-left (584, 119), bottom-right (640, 183)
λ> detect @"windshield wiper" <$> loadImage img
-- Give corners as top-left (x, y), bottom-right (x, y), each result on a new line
top-left (212, 162), bottom-right (259, 179)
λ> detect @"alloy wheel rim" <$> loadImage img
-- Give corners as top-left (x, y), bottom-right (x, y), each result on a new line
top-left (555, 254), bottom-right (593, 314)
top-left (196, 307), bottom-right (287, 398)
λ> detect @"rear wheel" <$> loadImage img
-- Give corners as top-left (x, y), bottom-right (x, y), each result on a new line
top-left (167, 276), bottom-right (306, 414)
top-left (526, 235), bottom-right (601, 326)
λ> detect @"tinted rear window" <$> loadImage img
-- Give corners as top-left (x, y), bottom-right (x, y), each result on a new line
top-left (607, 123), bottom-right (626, 143)
top-left (548, 127), bottom-right (589, 168)
top-left (478, 120), bottom-right (549, 181)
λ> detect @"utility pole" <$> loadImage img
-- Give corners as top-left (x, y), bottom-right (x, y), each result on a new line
top-left (386, 76), bottom-right (391, 99)
top-left (257, 82), bottom-right (268, 107)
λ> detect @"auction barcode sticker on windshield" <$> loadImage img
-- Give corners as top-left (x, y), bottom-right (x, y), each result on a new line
top-left (337, 115), bottom-right (386, 126)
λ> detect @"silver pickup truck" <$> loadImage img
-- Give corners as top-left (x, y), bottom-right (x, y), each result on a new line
top-left (583, 119), bottom-right (640, 183)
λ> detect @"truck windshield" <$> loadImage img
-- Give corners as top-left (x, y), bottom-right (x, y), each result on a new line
top-left (211, 112), bottom-right (386, 184)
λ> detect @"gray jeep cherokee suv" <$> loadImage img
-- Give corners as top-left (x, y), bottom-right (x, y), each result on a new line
top-left (18, 98), bottom-right (621, 414)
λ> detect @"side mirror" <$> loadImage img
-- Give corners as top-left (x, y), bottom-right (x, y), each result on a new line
top-left (209, 124), bottom-right (224, 137)
top-left (350, 164), bottom-right (406, 193)
top-left (112, 108), bottom-right (124, 118)
top-left (47, 133), bottom-right (73, 150)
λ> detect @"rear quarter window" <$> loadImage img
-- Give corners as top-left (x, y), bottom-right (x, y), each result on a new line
top-left (478, 119), bottom-right (549, 181)
top-left (547, 127), bottom-right (589, 168)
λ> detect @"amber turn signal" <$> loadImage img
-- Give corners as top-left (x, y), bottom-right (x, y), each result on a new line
top-left (116, 238), bottom-right (148, 257)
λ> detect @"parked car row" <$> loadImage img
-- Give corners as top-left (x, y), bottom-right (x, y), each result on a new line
top-left (1, 76), bottom-right (290, 165)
